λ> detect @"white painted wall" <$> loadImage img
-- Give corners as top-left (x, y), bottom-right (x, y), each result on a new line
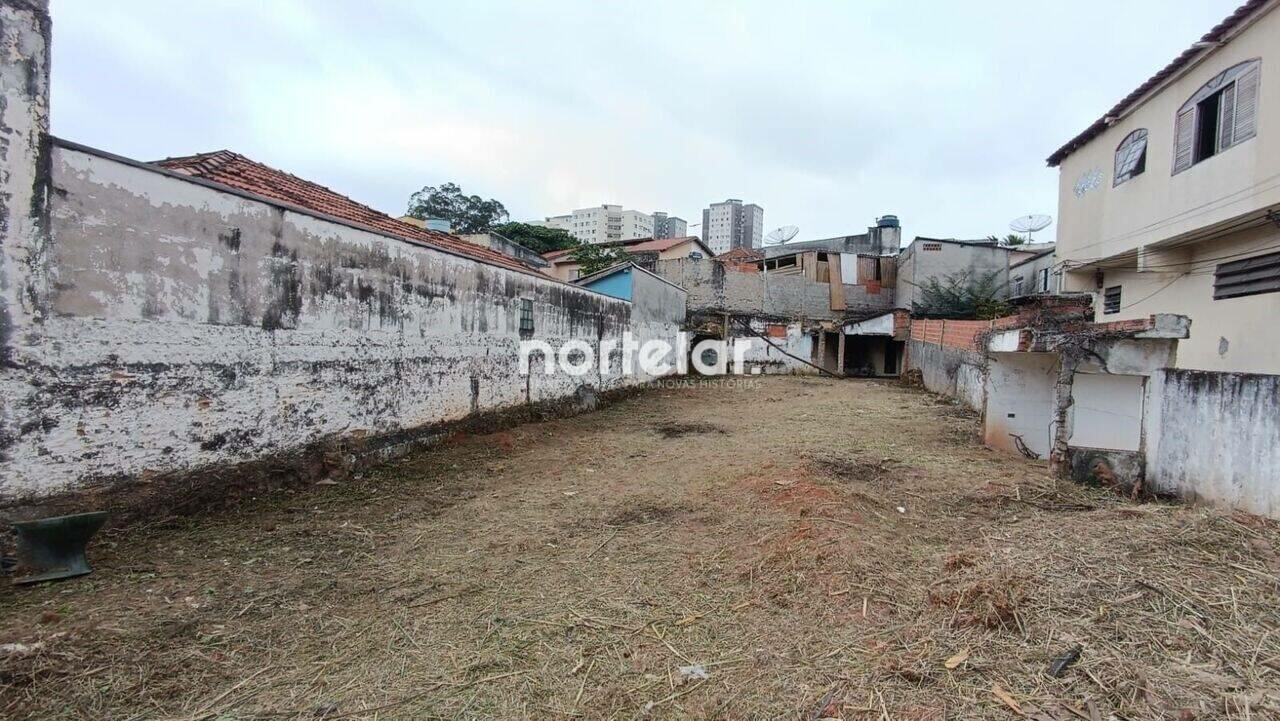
top-left (0, 144), bottom-right (683, 500)
top-left (1149, 369), bottom-right (1280, 518)
top-left (983, 353), bottom-right (1059, 458)
top-left (1068, 373), bottom-right (1145, 451)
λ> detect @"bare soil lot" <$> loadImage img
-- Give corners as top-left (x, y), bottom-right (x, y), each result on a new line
top-left (3, 376), bottom-right (1279, 719)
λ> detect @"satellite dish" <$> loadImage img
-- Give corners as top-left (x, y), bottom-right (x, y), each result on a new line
top-left (764, 225), bottom-right (800, 246)
top-left (1009, 214), bottom-right (1052, 243)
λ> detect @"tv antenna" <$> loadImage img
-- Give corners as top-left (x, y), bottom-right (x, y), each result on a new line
top-left (764, 225), bottom-right (800, 247)
top-left (1009, 214), bottom-right (1052, 243)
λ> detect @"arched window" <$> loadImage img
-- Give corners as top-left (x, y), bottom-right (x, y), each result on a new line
top-left (1173, 59), bottom-right (1261, 174)
top-left (1113, 129), bottom-right (1148, 185)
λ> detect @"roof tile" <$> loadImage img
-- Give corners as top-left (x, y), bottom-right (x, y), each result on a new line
top-left (154, 151), bottom-right (539, 273)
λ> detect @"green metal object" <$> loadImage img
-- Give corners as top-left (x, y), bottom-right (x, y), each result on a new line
top-left (11, 511), bottom-right (108, 585)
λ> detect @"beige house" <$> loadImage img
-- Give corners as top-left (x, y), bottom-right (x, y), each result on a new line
top-left (1049, 0), bottom-right (1279, 374)
top-left (541, 236), bottom-right (712, 282)
top-left (1031, 0), bottom-right (1280, 517)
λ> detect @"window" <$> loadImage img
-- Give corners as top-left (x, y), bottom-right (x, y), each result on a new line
top-left (1173, 59), bottom-right (1260, 173)
top-left (1037, 267), bottom-right (1051, 294)
top-left (1103, 285), bottom-right (1122, 314)
top-left (1012, 275), bottom-right (1025, 296)
top-left (921, 242), bottom-right (943, 251)
top-left (1113, 129), bottom-right (1148, 185)
top-left (519, 298), bottom-right (534, 338)
top-left (1214, 250), bottom-right (1280, 300)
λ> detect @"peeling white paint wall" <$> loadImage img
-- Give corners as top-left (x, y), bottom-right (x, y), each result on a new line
top-left (1150, 370), bottom-right (1280, 518)
top-left (0, 143), bottom-right (682, 499)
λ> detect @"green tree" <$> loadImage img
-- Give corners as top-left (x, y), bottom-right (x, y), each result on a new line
top-left (913, 269), bottom-right (1011, 320)
top-left (406, 182), bottom-right (508, 234)
top-left (490, 222), bottom-right (580, 254)
top-left (570, 243), bottom-right (632, 276)
top-left (986, 233), bottom-right (1026, 246)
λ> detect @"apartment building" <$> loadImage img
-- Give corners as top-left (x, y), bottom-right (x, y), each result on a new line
top-left (701, 199), bottom-right (763, 254)
top-left (651, 212), bottom-right (688, 239)
top-left (532, 205), bottom-right (657, 245)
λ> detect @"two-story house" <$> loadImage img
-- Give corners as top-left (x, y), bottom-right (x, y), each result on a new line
top-left (1025, 0), bottom-right (1280, 517)
top-left (1049, 0), bottom-right (1278, 374)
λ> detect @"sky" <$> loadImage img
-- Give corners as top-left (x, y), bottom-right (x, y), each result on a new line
top-left (49, 0), bottom-right (1243, 244)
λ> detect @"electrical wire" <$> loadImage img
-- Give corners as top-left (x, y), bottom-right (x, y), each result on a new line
top-left (1061, 170), bottom-right (1280, 255)
top-left (1056, 214), bottom-right (1279, 270)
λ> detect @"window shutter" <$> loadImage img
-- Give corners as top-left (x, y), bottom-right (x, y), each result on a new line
top-left (1173, 107), bottom-right (1195, 173)
top-left (1218, 82), bottom-right (1237, 151)
top-left (1233, 65), bottom-right (1260, 144)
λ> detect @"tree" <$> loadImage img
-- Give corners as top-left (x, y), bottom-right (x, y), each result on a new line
top-left (490, 222), bottom-right (580, 254)
top-left (986, 233), bottom-right (1026, 246)
top-left (570, 243), bottom-right (632, 276)
top-left (405, 182), bottom-right (508, 234)
top-left (913, 269), bottom-right (1011, 320)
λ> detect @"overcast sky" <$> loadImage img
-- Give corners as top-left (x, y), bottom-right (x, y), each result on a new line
top-left (50, 0), bottom-right (1241, 244)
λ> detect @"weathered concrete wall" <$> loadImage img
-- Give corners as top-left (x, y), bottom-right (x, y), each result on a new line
top-left (654, 257), bottom-right (892, 321)
top-left (629, 269), bottom-right (687, 375)
top-left (905, 340), bottom-right (985, 410)
top-left (1067, 372), bottom-right (1144, 452)
top-left (735, 318), bottom-right (817, 375)
top-left (984, 352), bottom-right (1058, 458)
top-left (896, 240), bottom-right (1012, 310)
top-left (0, 142), bottom-right (662, 500)
top-left (1149, 369), bottom-right (1280, 518)
top-left (0, 0), bottom-right (51, 367)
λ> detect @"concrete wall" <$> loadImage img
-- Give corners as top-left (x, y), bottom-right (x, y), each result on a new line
top-left (0, 141), bottom-right (675, 501)
top-left (984, 353), bottom-right (1059, 458)
top-left (0, 0), bottom-right (51, 369)
top-left (906, 340), bottom-right (986, 410)
top-left (654, 257), bottom-right (892, 321)
top-left (896, 240), bottom-right (1011, 310)
top-left (734, 318), bottom-right (816, 375)
top-left (1068, 372), bottom-right (1145, 451)
top-left (1148, 368), bottom-right (1280, 517)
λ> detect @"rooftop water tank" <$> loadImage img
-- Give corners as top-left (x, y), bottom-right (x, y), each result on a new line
top-left (876, 214), bottom-right (900, 228)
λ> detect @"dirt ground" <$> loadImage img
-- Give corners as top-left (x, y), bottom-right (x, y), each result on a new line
top-left (3, 376), bottom-right (1280, 720)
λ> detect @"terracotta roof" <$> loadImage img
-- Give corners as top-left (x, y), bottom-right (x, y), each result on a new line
top-left (716, 247), bottom-right (764, 262)
top-left (1046, 0), bottom-right (1269, 166)
top-left (153, 151), bottom-right (537, 273)
top-left (542, 235), bottom-right (709, 263)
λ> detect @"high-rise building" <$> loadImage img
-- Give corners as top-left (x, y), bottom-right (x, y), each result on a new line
top-left (530, 205), bottom-right (653, 245)
top-left (701, 199), bottom-right (763, 255)
top-left (651, 212), bottom-right (688, 240)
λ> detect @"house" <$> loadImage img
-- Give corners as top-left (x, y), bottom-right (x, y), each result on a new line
top-left (1008, 246), bottom-right (1058, 297)
top-left (541, 235), bottom-right (713, 281)
top-left (761, 216), bottom-right (902, 258)
top-left (895, 237), bottom-right (1015, 310)
top-left (980, 0), bottom-right (1280, 516)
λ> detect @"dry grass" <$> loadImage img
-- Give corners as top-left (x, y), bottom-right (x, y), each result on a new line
top-left (2, 376), bottom-right (1279, 719)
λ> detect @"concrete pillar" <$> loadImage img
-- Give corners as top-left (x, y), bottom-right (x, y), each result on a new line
top-left (836, 332), bottom-right (846, 375)
top-left (0, 0), bottom-right (52, 366)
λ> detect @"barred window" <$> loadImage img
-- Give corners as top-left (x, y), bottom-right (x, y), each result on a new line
top-left (519, 298), bottom-right (534, 337)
